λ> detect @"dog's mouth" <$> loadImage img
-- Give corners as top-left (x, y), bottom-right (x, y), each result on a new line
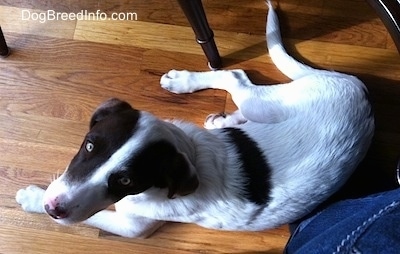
top-left (43, 197), bottom-right (111, 224)
top-left (44, 204), bottom-right (99, 224)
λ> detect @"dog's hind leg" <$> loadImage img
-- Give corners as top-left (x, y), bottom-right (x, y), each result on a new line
top-left (161, 69), bottom-right (254, 95)
top-left (161, 69), bottom-right (288, 124)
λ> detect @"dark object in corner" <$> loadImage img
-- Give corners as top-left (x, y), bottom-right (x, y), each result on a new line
top-left (0, 26), bottom-right (10, 57)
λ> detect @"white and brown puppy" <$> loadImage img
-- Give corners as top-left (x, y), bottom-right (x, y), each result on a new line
top-left (16, 2), bottom-right (374, 238)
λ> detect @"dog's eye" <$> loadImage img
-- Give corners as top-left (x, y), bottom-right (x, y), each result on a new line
top-left (85, 141), bottom-right (94, 152)
top-left (118, 177), bottom-right (131, 186)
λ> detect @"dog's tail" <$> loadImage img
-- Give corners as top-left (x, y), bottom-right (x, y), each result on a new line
top-left (266, 1), bottom-right (319, 80)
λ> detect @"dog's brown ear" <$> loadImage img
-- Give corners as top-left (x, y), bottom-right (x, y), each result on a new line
top-left (90, 98), bottom-right (133, 128)
top-left (166, 152), bottom-right (199, 199)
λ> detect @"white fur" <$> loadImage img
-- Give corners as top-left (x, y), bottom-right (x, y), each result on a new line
top-left (16, 2), bottom-right (374, 238)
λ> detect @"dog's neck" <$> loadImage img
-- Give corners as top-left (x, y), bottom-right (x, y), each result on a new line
top-left (168, 120), bottom-right (227, 174)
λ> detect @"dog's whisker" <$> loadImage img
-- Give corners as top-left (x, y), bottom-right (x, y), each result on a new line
top-left (50, 170), bottom-right (62, 183)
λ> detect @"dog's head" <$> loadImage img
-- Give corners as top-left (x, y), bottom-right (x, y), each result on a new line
top-left (43, 98), bottom-right (199, 224)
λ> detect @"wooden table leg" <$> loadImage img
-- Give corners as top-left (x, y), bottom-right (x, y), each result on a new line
top-left (177, 0), bottom-right (222, 69)
top-left (0, 26), bottom-right (10, 57)
top-left (366, 0), bottom-right (400, 53)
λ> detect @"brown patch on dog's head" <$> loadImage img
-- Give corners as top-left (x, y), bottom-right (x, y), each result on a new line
top-left (90, 98), bottom-right (135, 129)
top-left (67, 98), bottom-right (199, 200)
top-left (65, 98), bottom-right (140, 182)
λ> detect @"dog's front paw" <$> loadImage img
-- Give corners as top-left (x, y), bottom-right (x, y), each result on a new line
top-left (160, 70), bottom-right (196, 94)
top-left (16, 185), bottom-right (46, 213)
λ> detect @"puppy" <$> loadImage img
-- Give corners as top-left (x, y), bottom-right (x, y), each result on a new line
top-left (16, 2), bottom-right (374, 238)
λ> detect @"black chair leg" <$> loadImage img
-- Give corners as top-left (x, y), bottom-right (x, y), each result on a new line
top-left (366, 0), bottom-right (400, 53)
top-left (0, 26), bottom-right (10, 57)
top-left (177, 0), bottom-right (222, 69)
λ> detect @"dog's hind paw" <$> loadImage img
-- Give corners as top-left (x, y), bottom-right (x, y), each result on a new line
top-left (204, 113), bottom-right (228, 129)
top-left (16, 185), bottom-right (46, 213)
top-left (160, 70), bottom-right (198, 94)
top-left (204, 111), bottom-right (248, 129)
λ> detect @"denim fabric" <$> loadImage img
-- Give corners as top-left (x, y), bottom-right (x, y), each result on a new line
top-left (285, 188), bottom-right (400, 254)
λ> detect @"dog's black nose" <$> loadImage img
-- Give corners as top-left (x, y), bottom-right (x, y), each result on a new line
top-left (44, 204), bottom-right (68, 219)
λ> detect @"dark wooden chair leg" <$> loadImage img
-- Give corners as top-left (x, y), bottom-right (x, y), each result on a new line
top-left (366, 0), bottom-right (400, 53)
top-left (177, 0), bottom-right (222, 69)
top-left (0, 26), bottom-right (10, 57)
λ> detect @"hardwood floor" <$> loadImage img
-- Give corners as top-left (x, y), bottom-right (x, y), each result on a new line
top-left (0, 0), bottom-right (399, 253)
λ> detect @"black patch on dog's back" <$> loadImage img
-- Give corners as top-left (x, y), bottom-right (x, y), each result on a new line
top-left (222, 128), bottom-right (271, 205)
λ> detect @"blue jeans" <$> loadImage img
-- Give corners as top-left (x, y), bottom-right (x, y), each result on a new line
top-left (285, 188), bottom-right (400, 253)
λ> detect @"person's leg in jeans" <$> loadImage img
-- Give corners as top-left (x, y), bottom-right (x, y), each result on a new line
top-left (285, 187), bottom-right (400, 253)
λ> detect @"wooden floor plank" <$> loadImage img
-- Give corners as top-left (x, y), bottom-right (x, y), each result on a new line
top-left (0, 224), bottom-right (197, 254)
top-left (74, 16), bottom-right (400, 81)
top-left (0, 6), bottom-right (76, 39)
top-left (0, 0), bottom-right (399, 253)
top-left (285, 39), bottom-right (400, 80)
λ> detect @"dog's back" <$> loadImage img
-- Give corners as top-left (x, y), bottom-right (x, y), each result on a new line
top-left (125, 2), bottom-right (375, 231)
top-left (184, 2), bottom-right (376, 229)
